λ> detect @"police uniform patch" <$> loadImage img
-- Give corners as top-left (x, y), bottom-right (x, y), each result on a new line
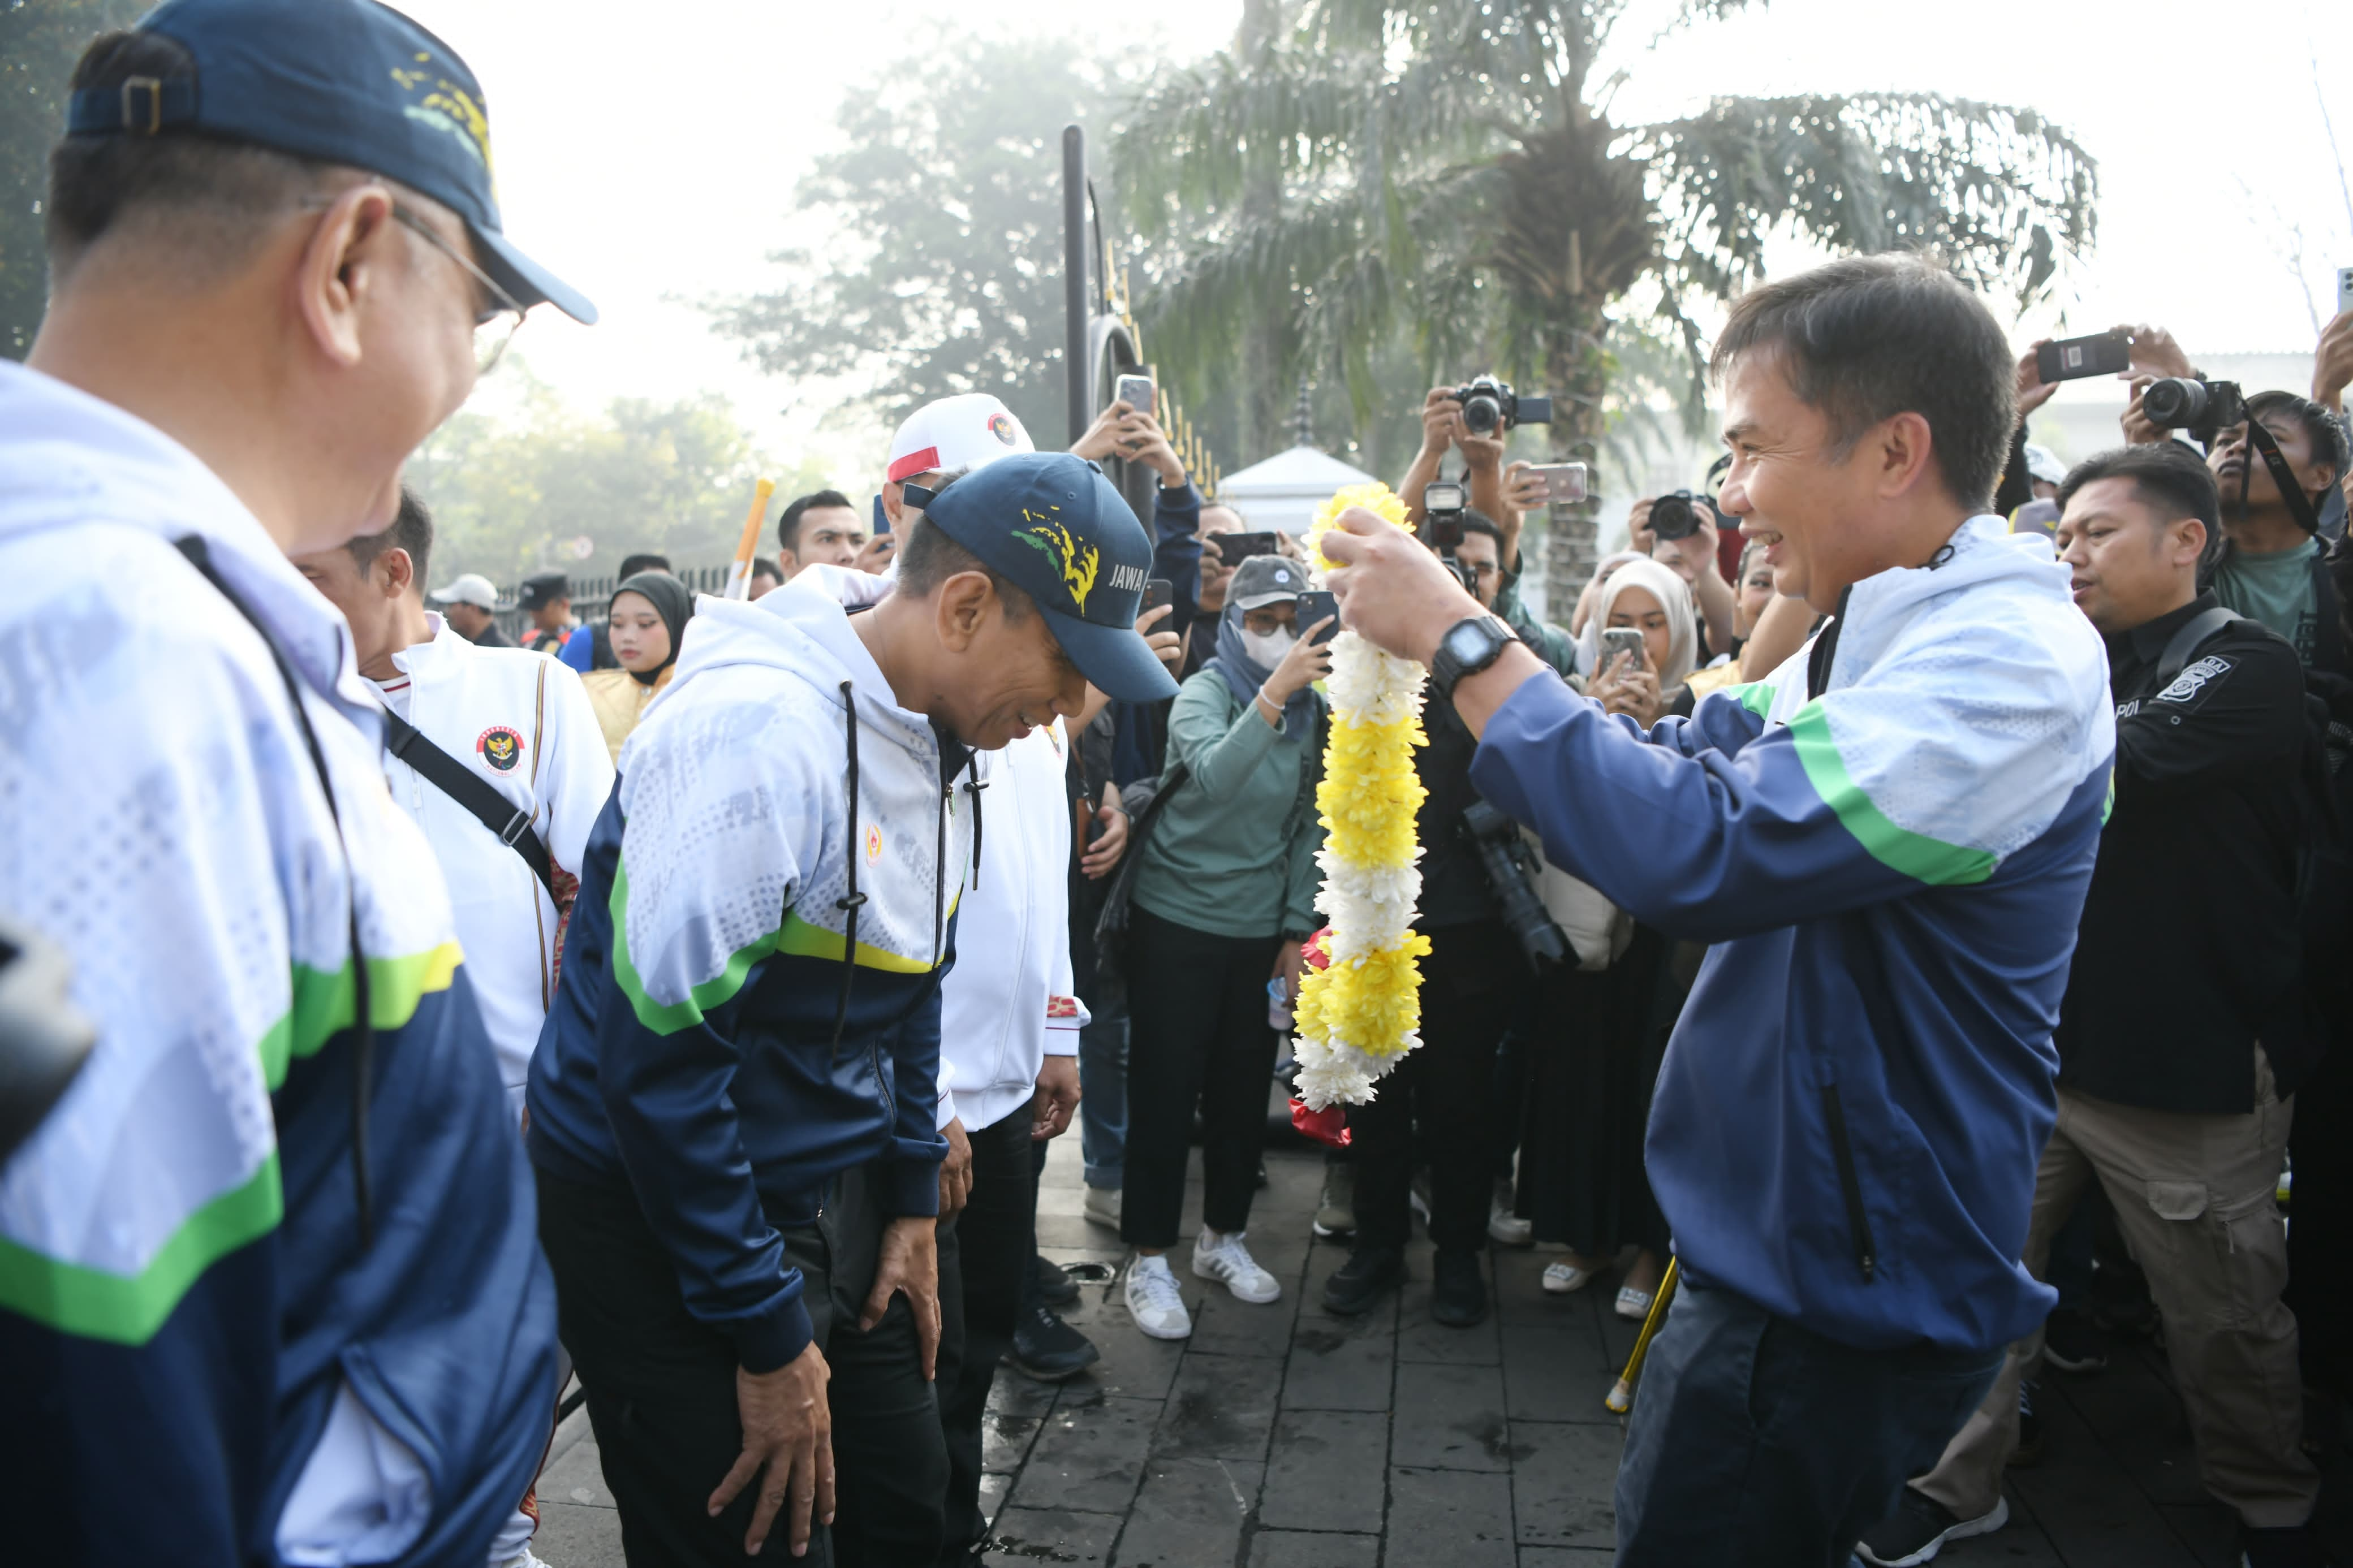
top-left (2154, 655), bottom-right (2230, 705)
top-left (477, 725), bottom-right (524, 771)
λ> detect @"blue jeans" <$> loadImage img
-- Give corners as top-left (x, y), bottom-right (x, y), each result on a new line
top-left (1077, 1008), bottom-right (1127, 1189)
top-left (1614, 1277), bottom-right (2001, 1566)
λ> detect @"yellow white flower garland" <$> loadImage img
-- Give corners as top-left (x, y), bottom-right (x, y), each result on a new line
top-left (1290, 483), bottom-right (1430, 1108)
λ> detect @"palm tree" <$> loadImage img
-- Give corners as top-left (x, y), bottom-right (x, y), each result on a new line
top-left (1116, 0), bottom-right (2098, 604)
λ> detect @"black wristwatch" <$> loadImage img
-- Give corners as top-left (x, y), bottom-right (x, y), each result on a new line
top-left (1429, 614), bottom-right (1516, 702)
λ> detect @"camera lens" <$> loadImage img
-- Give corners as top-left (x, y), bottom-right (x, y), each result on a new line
top-left (2141, 377), bottom-right (2206, 430)
top-left (1462, 394), bottom-right (1503, 434)
top-left (1649, 492), bottom-right (1700, 542)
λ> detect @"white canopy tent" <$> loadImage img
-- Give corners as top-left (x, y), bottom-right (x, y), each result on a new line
top-left (1212, 445), bottom-right (1376, 535)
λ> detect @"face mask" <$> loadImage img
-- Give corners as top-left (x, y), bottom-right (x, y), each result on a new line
top-left (1241, 625), bottom-right (1296, 667)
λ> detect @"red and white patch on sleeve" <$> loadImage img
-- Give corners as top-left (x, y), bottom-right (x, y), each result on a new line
top-left (1046, 994), bottom-right (1081, 1020)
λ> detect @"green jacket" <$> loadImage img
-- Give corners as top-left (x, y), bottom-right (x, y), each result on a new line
top-left (1130, 667), bottom-right (1328, 940)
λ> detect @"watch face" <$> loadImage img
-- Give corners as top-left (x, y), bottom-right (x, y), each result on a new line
top-left (1442, 619), bottom-right (1499, 664)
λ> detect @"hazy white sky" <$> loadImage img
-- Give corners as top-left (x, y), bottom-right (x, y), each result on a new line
top-left (402, 0), bottom-right (2353, 481)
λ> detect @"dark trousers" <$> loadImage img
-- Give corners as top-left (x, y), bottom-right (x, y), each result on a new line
top-left (1352, 920), bottom-right (1527, 1254)
top-left (935, 1107), bottom-right (1037, 1562)
top-left (1121, 906), bottom-right (1281, 1249)
top-left (1613, 1277), bottom-right (2002, 1566)
top-left (538, 1163), bottom-right (947, 1568)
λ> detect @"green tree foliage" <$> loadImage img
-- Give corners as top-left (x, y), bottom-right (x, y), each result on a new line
top-left (2, 0), bottom-right (144, 359)
top-left (705, 34), bottom-right (1146, 447)
top-left (1117, 0), bottom-right (2100, 602)
top-left (406, 365), bottom-right (815, 583)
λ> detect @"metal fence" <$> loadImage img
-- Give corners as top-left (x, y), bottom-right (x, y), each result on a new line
top-left (489, 562), bottom-right (736, 645)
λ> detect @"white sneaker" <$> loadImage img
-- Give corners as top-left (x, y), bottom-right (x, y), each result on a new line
top-left (1124, 1254), bottom-right (1192, 1339)
top-left (1084, 1185), bottom-right (1122, 1228)
top-left (494, 1550), bottom-right (553, 1568)
top-left (1192, 1228), bottom-right (1281, 1304)
top-left (1488, 1180), bottom-right (1532, 1246)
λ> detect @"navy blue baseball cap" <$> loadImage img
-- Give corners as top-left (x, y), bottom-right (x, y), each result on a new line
top-left (921, 453), bottom-right (1179, 704)
top-left (64, 0), bottom-right (594, 323)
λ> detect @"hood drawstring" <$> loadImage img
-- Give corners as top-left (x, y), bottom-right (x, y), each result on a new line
top-left (828, 679), bottom-right (869, 1058)
top-left (173, 537), bottom-right (376, 1245)
top-left (961, 762), bottom-right (987, 892)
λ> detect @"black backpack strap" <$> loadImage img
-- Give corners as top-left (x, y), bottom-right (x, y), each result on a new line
top-left (381, 711), bottom-right (556, 900)
top-left (2156, 606), bottom-right (2244, 685)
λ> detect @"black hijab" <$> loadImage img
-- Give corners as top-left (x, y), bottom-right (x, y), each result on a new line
top-left (612, 570), bottom-right (693, 686)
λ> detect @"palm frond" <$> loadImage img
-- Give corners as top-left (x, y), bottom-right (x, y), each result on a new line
top-left (1634, 92), bottom-right (2098, 305)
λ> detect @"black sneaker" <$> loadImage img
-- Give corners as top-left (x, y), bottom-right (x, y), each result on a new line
top-left (2010, 1380), bottom-right (2044, 1467)
top-left (2042, 1308), bottom-right (2108, 1375)
top-left (1430, 1249), bottom-right (1488, 1328)
top-left (1855, 1489), bottom-right (2009, 1566)
top-left (2239, 1523), bottom-right (2327, 1568)
top-left (1321, 1245), bottom-right (1404, 1316)
top-left (1032, 1253), bottom-right (1079, 1307)
top-left (1008, 1303), bottom-right (1100, 1383)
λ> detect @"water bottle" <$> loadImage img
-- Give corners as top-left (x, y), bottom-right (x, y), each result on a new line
top-left (1267, 977), bottom-right (1295, 1033)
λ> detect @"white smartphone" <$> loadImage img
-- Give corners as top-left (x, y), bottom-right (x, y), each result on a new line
top-left (2338, 266), bottom-right (2353, 318)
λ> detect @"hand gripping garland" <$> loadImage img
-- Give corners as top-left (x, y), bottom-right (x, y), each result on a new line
top-left (1289, 483), bottom-right (1431, 1108)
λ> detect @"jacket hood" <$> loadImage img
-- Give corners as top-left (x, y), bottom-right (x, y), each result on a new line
top-left (0, 360), bottom-right (367, 712)
top-left (667, 575), bottom-right (941, 765)
top-left (1830, 515), bottom-right (2070, 684)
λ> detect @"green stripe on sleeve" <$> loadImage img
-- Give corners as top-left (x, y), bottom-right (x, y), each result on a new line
top-left (258, 943), bottom-right (462, 1090)
top-left (609, 860), bottom-right (782, 1035)
top-left (1723, 681), bottom-right (1776, 722)
top-left (1788, 701), bottom-right (1997, 887)
top-left (0, 1152), bottom-right (282, 1346)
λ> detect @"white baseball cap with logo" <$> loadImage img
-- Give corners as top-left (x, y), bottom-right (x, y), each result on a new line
top-left (886, 393), bottom-right (1036, 485)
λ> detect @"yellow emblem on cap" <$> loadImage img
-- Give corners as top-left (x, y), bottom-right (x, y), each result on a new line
top-left (1015, 509), bottom-right (1100, 613)
top-left (389, 52), bottom-right (497, 193)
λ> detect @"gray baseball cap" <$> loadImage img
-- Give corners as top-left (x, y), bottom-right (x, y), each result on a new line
top-left (1230, 554), bottom-right (1308, 612)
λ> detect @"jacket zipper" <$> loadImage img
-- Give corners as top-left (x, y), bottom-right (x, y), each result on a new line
top-left (1818, 1083), bottom-right (1877, 1281)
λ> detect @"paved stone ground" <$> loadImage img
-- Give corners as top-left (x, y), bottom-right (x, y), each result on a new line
top-left (531, 1134), bottom-right (2348, 1567)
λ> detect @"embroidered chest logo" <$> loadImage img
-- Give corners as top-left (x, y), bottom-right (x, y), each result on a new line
top-left (865, 824), bottom-right (884, 866)
top-left (1015, 509), bottom-right (1100, 612)
top-left (2154, 655), bottom-right (2231, 705)
top-left (477, 725), bottom-right (524, 771)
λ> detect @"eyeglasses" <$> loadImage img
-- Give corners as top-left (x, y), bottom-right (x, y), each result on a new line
top-left (298, 195), bottom-right (528, 374)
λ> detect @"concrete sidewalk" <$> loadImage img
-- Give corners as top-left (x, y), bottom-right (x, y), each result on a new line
top-left (529, 1133), bottom-right (2338, 1566)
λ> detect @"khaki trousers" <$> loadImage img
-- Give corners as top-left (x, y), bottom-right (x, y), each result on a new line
top-left (1912, 1053), bottom-right (2317, 1529)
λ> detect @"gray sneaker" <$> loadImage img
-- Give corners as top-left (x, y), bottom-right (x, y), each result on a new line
top-left (1313, 1161), bottom-right (1355, 1241)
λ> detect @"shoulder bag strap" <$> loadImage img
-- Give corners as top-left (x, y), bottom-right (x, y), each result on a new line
top-left (382, 711), bottom-right (557, 900)
top-left (2156, 606), bottom-right (2244, 685)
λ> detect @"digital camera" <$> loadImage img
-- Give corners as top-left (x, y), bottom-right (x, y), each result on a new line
top-left (2142, 378), bottom-right (2246, 447)
top-left (1450, 375), bottom-right (1553, 435)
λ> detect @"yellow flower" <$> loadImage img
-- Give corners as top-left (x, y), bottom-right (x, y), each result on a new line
top-left (1309, 482), bottom-right (1411, 574)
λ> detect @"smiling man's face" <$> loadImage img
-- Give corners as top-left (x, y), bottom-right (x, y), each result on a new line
top-left (1713, 348), bottom-right (1891, 614)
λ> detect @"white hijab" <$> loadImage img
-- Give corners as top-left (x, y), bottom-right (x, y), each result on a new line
top-left (1578, 556), bottom-right (1698, 688)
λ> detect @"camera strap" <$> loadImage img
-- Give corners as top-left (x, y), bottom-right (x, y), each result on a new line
top-left (2236, 420), bottom-right (2324, 537)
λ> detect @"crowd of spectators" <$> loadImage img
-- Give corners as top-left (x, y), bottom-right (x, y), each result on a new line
top-left (7, 3), bottom-right (2353, 1567)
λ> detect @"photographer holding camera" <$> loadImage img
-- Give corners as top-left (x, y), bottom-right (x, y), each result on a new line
top-left (1864, 443), bottom-right (2322, 1567)
top-left (1628, 491), bottom-right (1738, 659)
top-left (1324, 503), bottom-right (1551, 1327)
top-left (1321, 255), bottom-right (2113, 1564)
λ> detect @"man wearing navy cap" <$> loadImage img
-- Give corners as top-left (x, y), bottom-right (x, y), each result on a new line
top-left (0, 2), bottom-right (592, 1566)
top-left (529, 450), bottom-right (1173, 1566)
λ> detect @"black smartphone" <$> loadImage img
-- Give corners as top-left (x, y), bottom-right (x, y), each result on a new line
top-left (1296, 590), bottom-right (1341, 645)
top-left (1210, 531), bottom-right (1279, 565)
top-left (1141, 577), bottom-right (1173, 616)
top-left (2036, 331), bottom-right (2131, 385)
